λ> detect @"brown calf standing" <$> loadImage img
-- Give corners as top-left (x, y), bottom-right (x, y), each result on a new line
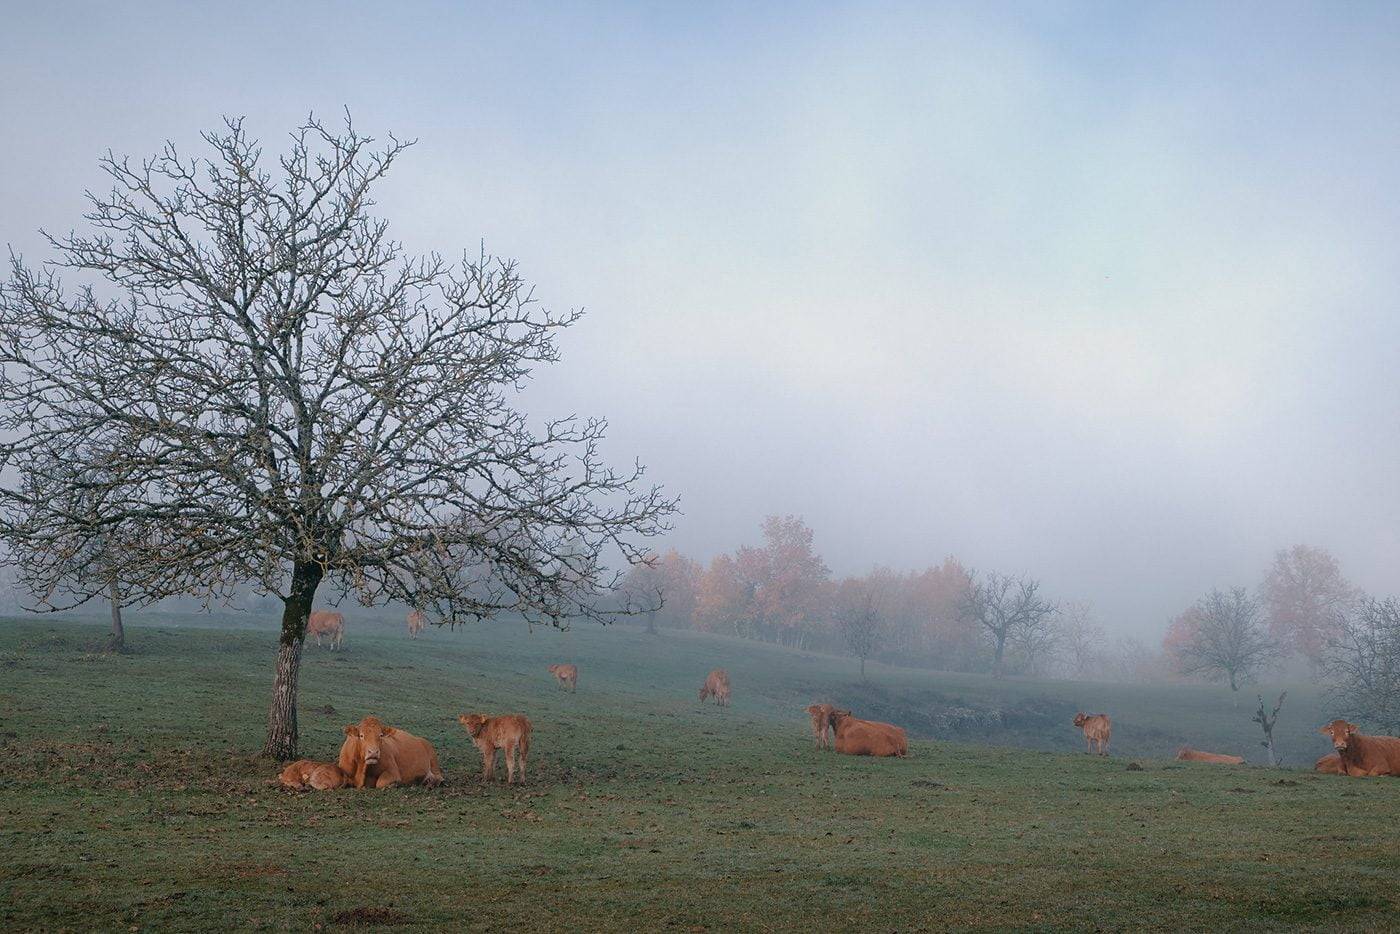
top-left (1073, 712), bottom-right (1111, 756)
top-left (458, 713), bottom-right (532, 785)
top-left (805, 703), bottom-right (837, 750)
top-left (547, 663), bottom-right (578, 693)
top-left (699, 668), bottom-right (731, 706)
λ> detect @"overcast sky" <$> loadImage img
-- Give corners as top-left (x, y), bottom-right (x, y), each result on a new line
top-left (3, 2), bottom-right (1399, 635)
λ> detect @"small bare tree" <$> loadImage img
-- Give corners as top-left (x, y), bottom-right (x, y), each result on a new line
top-left (0, 115), bottom-right (675, 757)
top-left (1320, 596), bottom-right (1400, 734)
top-left (960, 571), bottom-right (1055, 676)
top-left (1173, 588), bottom-right (1281, 693)
top-left (1058, 600), bottom-right (1106, 679)
top-left (1252, 690), bottom-right (1286, 767)
top-left (834, 576), bottom-right (884, 680)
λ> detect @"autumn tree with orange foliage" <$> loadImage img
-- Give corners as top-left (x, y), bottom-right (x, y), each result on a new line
top-left (1259, 545), bottom-right (1356, 662)
top-left (619, 549), bottom-right (701, 634)
top-left (693, 516), bottom-right (830, 648)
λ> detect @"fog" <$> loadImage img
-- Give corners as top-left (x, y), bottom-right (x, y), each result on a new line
top-left (3, 2), bottom-right (1398, 635)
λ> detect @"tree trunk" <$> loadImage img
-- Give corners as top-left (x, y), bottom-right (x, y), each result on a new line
top-left (992, 633), bottom-right (1008, 678)
top-left (860, 655), bottom-right (866, 681)
top-left (262, 561), bottom-right (323, 759)
top-left (646, 610), bottom-right (657, 636)
top-left (107, 577), bottom-right (125, 653)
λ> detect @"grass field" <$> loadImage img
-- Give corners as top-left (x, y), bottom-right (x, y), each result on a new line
top-left (1, 613), bottom-right (1394, 932)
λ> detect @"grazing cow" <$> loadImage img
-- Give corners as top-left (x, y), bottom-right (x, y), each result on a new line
top-left (406, 610), bottom-right (425, 639)
top-left (547, 663), bottom-right (578, 693)
top-left (830, 710), bottom-right (908, 757)
top-left (278, 759), bottom-right (350, 791)
top-left (338, 715), bottom-right (444, 789)
top-left (307, 610), bottom-right (345, 650)
top-left (1315, 752), bottom-right (1346, 774)
top-left (1318, 719), bottom-right (1400, 777)
top-left (1073, 712), bottom-right (1112, 756)
top-left (699, 668), bottom-right (731, 706)
top-left (1175, 747), bottom-right (1244, 765)
top-left (805, 703), bottom-right (838, 750)
top-left (458, 713), bottom-right (532, 785)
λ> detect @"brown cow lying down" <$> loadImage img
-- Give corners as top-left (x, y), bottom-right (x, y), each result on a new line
top-left (1176, 747), bottom-right (1245, 765)
top-left (699, 668), bottom-right (731, 706)
top-left (338, 716), bottom-right (444, 789)
top-left (830, 710), bottom-right (908, 757)
top-left (1319, 719), bottom-right (1400, 776)
top-left (458, 713), bottom-right (532, 784)
top-left (548, 663), bottom-right (578, 693)
top-left (1315, 752), bottom-right (1345, 774)
top-left (278, 758), bottom-right (349, 791)
top-left (1073, 712), bottom-right (1112, 756)
top-left (805, 703), bottom-right (837, 750)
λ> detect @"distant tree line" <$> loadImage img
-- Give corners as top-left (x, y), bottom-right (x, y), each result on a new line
top-left (620, 515), bottom-right (1113, 680)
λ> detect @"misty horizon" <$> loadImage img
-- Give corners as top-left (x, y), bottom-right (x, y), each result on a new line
top-left (3, 3), bottom-right (1398, 637)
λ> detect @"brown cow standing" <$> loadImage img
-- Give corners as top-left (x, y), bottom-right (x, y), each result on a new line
top-left (1315, 752), bottom-right (1346, 774)
top-left (278, 759), bottom-right (350, 791)
top-left (805, 703), bottom-right (837, 750)
top-left (830, 710), bottom-right (908, 757)
top-left (307, 609), bottom-right (345, 650)
top-left (1318, 720), bottom-right (1400, 776)
top-left (547, 664), bottom-right (578, 693)
top-left (699, 668), bottom-right (731, 706)
top-left (1073, 712), bottom-right (1111, 756)
top-left (1175, 747), bottom-right (1244, 765)
top-left (338, 715), bottom-right (444, 789)
top-left (458, 713), bottom-right (532, 785)
top-left (406, 610), bottom-right (425, 639)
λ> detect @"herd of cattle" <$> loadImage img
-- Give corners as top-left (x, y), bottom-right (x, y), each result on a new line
top-left (278, 611), bottom-right (1400, 789)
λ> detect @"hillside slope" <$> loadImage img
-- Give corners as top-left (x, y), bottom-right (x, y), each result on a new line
top-left (0, 617), bottom-right (1387, 931)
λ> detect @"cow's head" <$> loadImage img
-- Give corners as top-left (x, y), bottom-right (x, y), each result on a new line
top-left (829, 709), bottom-right (854, 728)
top-left (547, 665), bottom-right (560, 675)
top-left (344, 716), bottom-right (394, 766)
top-left (1073, 712), bottom-right (1088, 727)
top-left (458, 713), bottom-right (488, 738)
top-left (1319, 719), bottom-right (1358, 752)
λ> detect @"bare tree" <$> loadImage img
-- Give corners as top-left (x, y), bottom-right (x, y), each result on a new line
top-left (834, 575), bottom-right (884, 680)
top-left (1010, 606), bottom-right (1063, 677)
top-left (0, 115), bottom-right (675, 757)
top-left (960, 571), bottom-right (1055, 676)
top-left (1172, 588), bottom-right (1280, 693)
top-left (1252, 691), bottom-right (1286, 767)
top-left (1058, 600), bottom-right (1106, 679)
top-left (1320, 596), bottom-right (1400, 734)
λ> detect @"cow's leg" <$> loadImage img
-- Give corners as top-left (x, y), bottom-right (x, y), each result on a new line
top-left (505, 741), bottom-right (517, 785)
top-left (481, 746), bottom-right (495, 782)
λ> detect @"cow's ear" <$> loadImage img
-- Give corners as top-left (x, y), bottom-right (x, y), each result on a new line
top-left (1319, 725), bottom-right (1330, 734)
top-left (344, 725), bottom-right (359, 737)
top-left (1346, 723), bottom-right (1358, 734)
top-left (380, 726), bottom-right (396, 737)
